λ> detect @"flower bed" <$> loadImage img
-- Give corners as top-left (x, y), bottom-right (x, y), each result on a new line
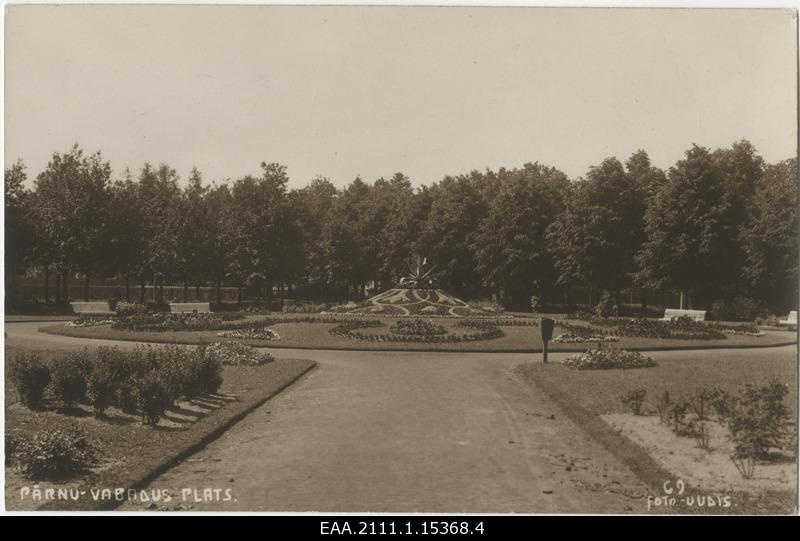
top-left (66, 316), bottom-right (114, 328)
top-left (329, 319), bottom-right (504, 343)
top-left (202, 341), bottom-right (274, 366)
top-left (561, 347), bottom-right (657, 370)
top-left (565, 316), bottom-right (728, 340)
top-left (390, 319), bottom-right (447, 336)
top-left (553, 334), bottom-right (619, 344)
top-left (217, 327), bottom-right (281, 341)
top-left (110, 312), bottom-right (247, 332)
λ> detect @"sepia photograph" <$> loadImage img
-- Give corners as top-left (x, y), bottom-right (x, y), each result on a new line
top-left (1, 2), bottom-right (798, 518)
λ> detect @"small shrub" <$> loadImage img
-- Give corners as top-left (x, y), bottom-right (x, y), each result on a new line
top-left (136, 372), bottom-right (174, 426)
top-left (115, 301), bottom-right (149, 317)
top-left (656, 391), bottom-right (672, 424)
top-left (669, 400), bottom-right (691, 436)
top-left (85, 352), bottom-right (120, 418)
top-left (687, 386), bottom-right (721, 421)
top-left (690, 420), bottom-right (711, 450)
top-left (15, 428), bottom-right (97, 480)
top-left (9, 353), bottom-right (51, 410)
top-left (530, 295), bottom-right (541, 314)
top-left (50, 353), bottom-right (89, 410)
top-left (721, 380), bottom-right (789, 460)
top-left (620, 388), bottom-right (647, 415)
top-left (194, 352), bottom-right (223, 395)
top-left (116, 375), bottom-right (140, 415)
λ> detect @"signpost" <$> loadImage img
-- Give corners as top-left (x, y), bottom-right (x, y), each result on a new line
top-left (540, 317), bottom-right (554, 364)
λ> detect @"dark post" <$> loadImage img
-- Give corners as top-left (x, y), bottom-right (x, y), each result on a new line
top-left (540, 317), bottom-right (554, 364)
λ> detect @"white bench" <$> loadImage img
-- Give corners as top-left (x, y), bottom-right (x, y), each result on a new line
top-left (70, 301), bottom-right (115, 316)
top-left (660, 308), bottom-right (706, 322)
top-left (169, 302), bottom-right (211, 314)
top-left (779, 311), bottom-right (797, 328)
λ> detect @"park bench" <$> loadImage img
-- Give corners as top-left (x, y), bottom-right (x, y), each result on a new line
top-left (70, 301), bottom-right (115, 316)
top-left (778, 311), bottom-right (797, 328)
top-left (169, 302), bottom-right (212, 314)
top-left (660, 308), bottom-right (706, 322)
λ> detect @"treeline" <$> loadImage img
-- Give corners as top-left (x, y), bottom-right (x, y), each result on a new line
top-left (4, 140), bottom-right (797, 313)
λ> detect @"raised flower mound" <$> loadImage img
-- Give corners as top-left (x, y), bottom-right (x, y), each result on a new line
top-left (561, 347), bottom-right (656, 370)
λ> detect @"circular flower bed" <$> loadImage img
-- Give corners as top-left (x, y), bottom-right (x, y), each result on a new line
top-left (561, 347), bottom-right (656, 370)
top-left (390, 319), bottom-right (447, 336)
top-left (217, 327), bottom-right (280, 341)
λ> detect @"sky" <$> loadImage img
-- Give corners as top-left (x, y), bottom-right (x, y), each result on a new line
top-left (4, 5), bottom-right (797, 189)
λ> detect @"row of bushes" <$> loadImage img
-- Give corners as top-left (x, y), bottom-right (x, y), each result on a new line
top-left (8, 345), bottom-right (224, 425)
top-left (620, 381), bottom-right (794, 479)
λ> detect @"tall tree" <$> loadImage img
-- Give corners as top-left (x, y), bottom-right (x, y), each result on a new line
top-left (419, 173), bottom-right (487, 297)
top-left (636, 144), bottom-right (740, 308)
top-left (4, 160), bottom-right (33, 277)
top-left (547, 157), bottom-right (647, 302)
top-left (177, 167), bottom-right (216, 300)
top-left (138, 163), bottom-right (183, 304)
top-left (32, 145), bottom-right (113, 301)
top-left (740, 157), bottom-right (798, 311)
top-left (107, 169), bottom-right (146, 301)
top-left (473, 163), bottom-right (569, 309)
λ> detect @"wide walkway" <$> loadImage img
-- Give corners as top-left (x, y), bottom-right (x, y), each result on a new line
top-left (5, 321), bottom-right (795, 512)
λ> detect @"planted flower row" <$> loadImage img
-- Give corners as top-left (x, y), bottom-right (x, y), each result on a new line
top-left (330, 319), bottom-right (504, 343)
top-left (390, 319), bottom-right (447, 336)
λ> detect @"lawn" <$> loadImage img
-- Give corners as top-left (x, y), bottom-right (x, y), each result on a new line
top-left (40, 315), bottom-right (796, 352)
top-left (516, 349), bottom-right (797, 514)
top-left (4, 345), bottom-right (315, 511)
top-left (518, 350), bottom-right (798, 418)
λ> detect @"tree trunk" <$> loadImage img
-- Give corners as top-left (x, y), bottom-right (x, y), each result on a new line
top-left (183, 280), bottom-right (189, 302)
top-left (43, 268), bottom-right (50, 304)
top-left (216, 277), bottom-right (222, 306)
top-left (195, 280), bottom-right (201, 302)
top-left (83, 273), bottom-right (90, 301)
top-left (125, 274), bottom-right (131, 302)
top-left (236, 285), bottom-right (242, 305)
top-left (55, 273), bottom-right (62, 304)
top-left (139, 279), bottom-right (146, 304)
top-left (63, 273), bottom-right (69, 303)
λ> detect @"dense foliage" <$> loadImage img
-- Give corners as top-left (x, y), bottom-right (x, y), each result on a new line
top-left (8, 346), bottom-right (225, 424)
top-left (5, 140), bottom-right (797, 314)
